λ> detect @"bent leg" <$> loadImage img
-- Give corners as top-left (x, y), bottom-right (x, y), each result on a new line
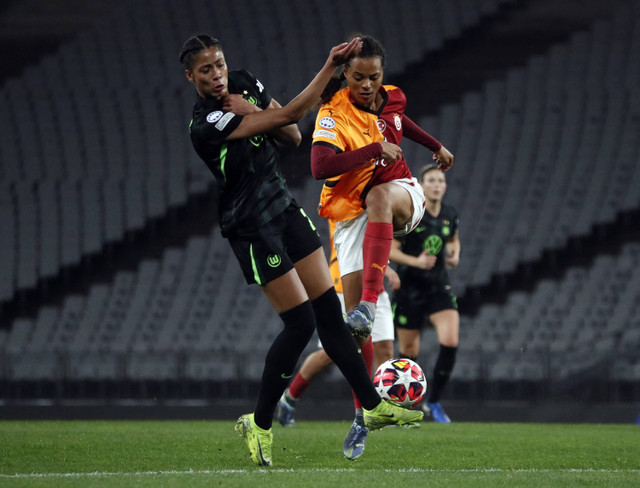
top-left (298, 349), bottom-right (334, 384)
top-left (360, 183), bottom-right (413, 305)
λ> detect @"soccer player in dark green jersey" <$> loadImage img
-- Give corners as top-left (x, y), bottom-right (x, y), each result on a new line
top-left (390, 163), bottom-right (461, 424)
top-left (179, 34), bottom-right (423, 466)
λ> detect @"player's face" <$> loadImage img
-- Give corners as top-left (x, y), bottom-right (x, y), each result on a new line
top-left (421, 169), bottom-right (447, 202)
top-left (344, 56), bottom-right (384, 109)
top-left (185, 47), bottom-right (229, 100)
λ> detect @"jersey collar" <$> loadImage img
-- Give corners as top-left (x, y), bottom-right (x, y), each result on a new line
top-left (350, 85), bottom-right (389, 116)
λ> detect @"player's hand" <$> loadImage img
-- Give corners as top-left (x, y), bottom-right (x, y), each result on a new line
top-left (433, 146), bottom-right (454, 172)
top-left (385, 265), bottom-right (401, 291)
top-left (329, 37), bottom-right (362, 66)
top-left (222, 94), bottom-right (260, 115)
top-left (380, 141), bottom-right (403, 164)
top-left (445, 255), bottom-right (459, 269)
top-left (445, 249), bottom-right (460, 269)
top-left (414, 249), bottom-right (436, 270)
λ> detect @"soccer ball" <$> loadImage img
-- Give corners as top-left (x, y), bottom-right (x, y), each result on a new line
top-left (373, 358), bottom-right (427, 408)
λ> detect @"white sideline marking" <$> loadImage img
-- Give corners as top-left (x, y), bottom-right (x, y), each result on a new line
top-left (1, 468), bottom-right (639, 479)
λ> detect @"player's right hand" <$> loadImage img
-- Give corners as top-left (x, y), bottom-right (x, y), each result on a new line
top-left (414, 249), bottom-right (437, 270)
top-left (380, 142), bottom-right (403, 164)
top-left (434, 145), bottom-right (454, 171)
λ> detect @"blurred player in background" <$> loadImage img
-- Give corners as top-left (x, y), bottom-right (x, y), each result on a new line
top-left (180, 34), bottom-right (422, 467)
top-left (390, 164), bottom-right (461, 423)
top-left (310, 34), bottom-right (453, 457)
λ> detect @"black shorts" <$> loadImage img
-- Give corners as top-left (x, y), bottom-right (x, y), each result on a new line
top-left (229, 202), bottom-right (322, 285)
top-left (393, 285), bottom-right (458, 330)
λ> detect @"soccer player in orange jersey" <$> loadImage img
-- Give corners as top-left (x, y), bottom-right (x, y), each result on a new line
top-left (309, 34), bottom-right (454, 459)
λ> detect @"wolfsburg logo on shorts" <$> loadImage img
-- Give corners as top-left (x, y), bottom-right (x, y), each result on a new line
top-left (267, 254), bottom-right (282, 267)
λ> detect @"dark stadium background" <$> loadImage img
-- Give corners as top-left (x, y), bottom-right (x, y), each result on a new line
top-left (1, 0), bottom-right (638, 423)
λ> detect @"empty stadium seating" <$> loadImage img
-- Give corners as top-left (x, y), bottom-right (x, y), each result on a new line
top-left (401, 2), bottom-right (640, 291)
top-left (1, 0), bottom-right (639, 394)
top-left (0, 0), bottom-right (512, 300)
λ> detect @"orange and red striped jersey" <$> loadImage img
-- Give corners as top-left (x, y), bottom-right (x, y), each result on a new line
top-left (313, 85), bottom-right (413, 222)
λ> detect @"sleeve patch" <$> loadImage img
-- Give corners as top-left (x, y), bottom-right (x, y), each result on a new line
top-left (206, 111), bottom-right (223, 123)
top-left (215, 112), bottom-right (236, 131)
top-left (314, 129), bottom-right (336, 140)
top-left (318, 116), bottom-right (336, 129)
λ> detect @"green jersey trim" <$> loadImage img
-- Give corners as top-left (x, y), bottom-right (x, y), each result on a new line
top-left (250, 244), bottom-right (262, 285)
top-left (299, 208), bottom-right (317, 232)
top-left (220, 143), bottom-right (228, 180)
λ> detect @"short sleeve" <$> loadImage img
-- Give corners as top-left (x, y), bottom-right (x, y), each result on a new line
top-left (312, 104), bottom-right (350, 153)
top-left (192, 109), bottom-right (244, 145)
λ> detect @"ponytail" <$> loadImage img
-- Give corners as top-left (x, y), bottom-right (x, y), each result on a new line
top-left (320, 72), bottom-right (346, 105)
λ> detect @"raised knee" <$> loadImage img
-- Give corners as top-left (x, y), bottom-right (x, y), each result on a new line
top-left (364, 186), bottom-right (391, 215)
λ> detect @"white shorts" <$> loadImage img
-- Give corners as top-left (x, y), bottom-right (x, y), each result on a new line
top-left (318, 290), bottom-right (394, 347)
top-left (334, 178), bottom-right (425, 276)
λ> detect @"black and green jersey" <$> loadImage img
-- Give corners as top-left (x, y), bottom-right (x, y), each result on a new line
top-left (188, 69), bottom-right (292, 238)
top-left (396, 203), bottom-right (458, 290)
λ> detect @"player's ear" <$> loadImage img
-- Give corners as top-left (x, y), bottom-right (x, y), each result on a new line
top-left (185, 69), bottom-right (195, 83)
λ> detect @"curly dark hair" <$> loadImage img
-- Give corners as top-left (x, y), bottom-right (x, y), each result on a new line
top-left (320, 34), bottom-right (386, 105)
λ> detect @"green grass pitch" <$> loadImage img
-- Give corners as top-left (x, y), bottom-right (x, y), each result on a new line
top-left (1, 420), bottom-right (638, 487)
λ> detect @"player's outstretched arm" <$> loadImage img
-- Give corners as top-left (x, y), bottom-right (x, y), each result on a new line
top-left (402, 114), bottom-right (454, 171)
top-left (227, 38), bottom-right (362, 140)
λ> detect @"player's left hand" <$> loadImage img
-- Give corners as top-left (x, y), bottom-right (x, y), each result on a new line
top-left (222, 94), bottom-right (261, 115)
top-left (433, 146), bottom-right (454, 172)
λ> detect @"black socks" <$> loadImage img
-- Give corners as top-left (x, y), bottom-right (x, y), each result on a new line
top-left (253, 300), bottom-right (315, 428)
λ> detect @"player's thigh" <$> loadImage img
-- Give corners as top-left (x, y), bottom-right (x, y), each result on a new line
top-left (430, 309), bottom-right (460, 347)
top-left (365, 182), bottom-right (413, 225)
top-left (283, 206), bottom-right (333, 301)
top-left (261, 269), bottom-right (310, 313)
top-left (294, 247), bottom-right (334, 301)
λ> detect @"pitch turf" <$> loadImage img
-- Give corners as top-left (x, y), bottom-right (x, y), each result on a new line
top-left (1, 420), bottom-right (638, 487)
